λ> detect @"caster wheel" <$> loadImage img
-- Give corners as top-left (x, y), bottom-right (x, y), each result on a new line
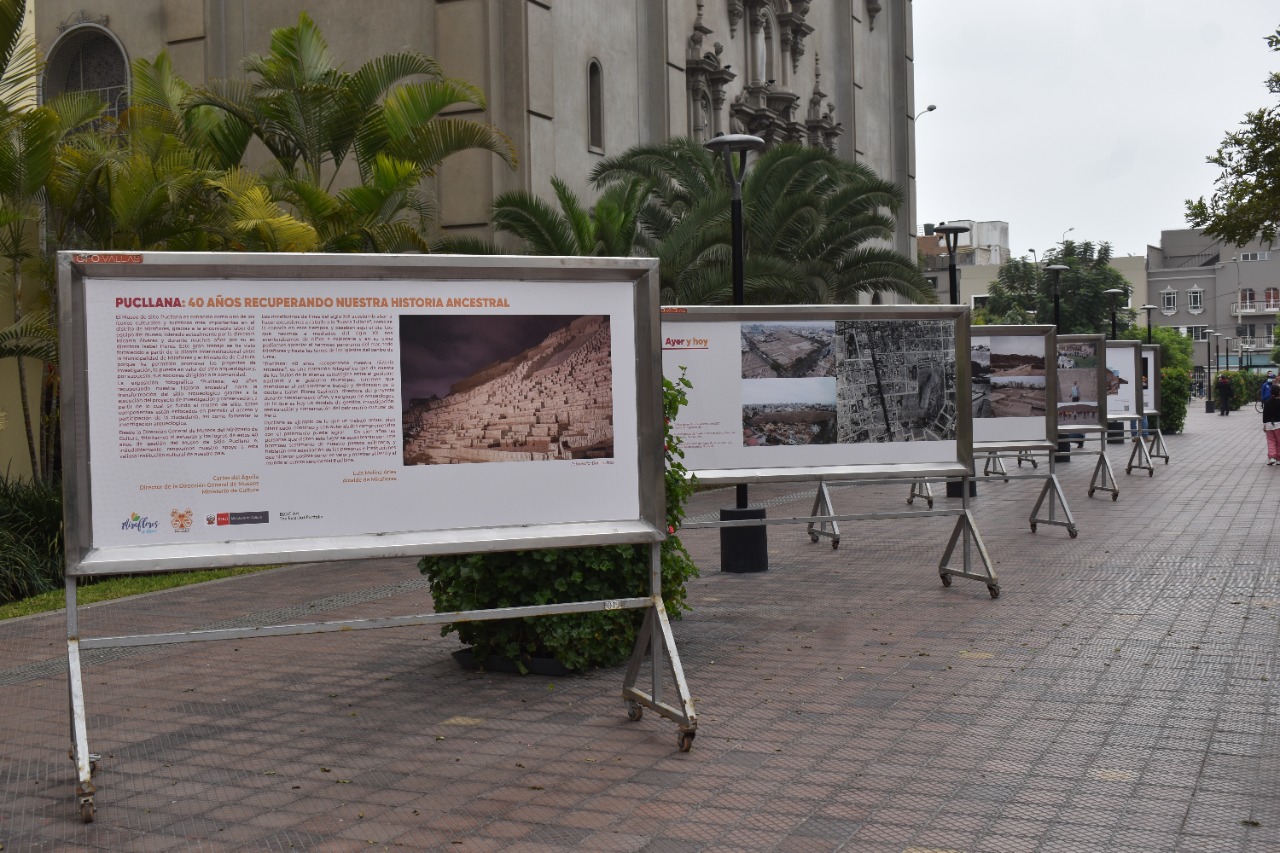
top-left (940, 573), bottom-right (952, 587)
top-left (1111, 493), bottom-right (1119, 502)
top-left (678, 731), bottom-right (695, 752)
top-left (907, 497), bottom-right (914, 505)
top-left (809, 533), bottom-right (819, 543)
top-left (987, 585), bottom-right (1001, 599)
top-left (80, 799), bottom-right (95, 823)
top-left (1148, 470), bottom-right (1153, 477)
top-left (831, 540), bottom-right (840, 550)
top-left (1032, 461), bottom-right (1039, 469)
top-left (1068, 528), bottom-right (1079, 539)
top-left (90, 759), bottom-right (99, 776)
top-left (1088, 489), bottom-right (1095, 498)
top-left (927, 500), bottom-right (934, 509)
top-left (1030, 524), bottom-right (1037, 533)
top-left (626, 701), bottom-right (643, 722)
top-left (1164, 459), bottom-right (1169, 465)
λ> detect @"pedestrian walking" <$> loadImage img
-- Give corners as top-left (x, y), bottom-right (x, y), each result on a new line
top-left (1264, 377), bottom-right (1280, 464)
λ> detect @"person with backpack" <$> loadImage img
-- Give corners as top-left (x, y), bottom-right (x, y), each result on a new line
top-left (1264, 377), bottom-right (1280, 464)
top-left (1262, 371), bottom-right (1276, 403)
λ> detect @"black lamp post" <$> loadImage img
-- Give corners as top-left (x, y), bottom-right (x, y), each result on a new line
top-left (932, 222), bottom-right (970, 305)
top-left (1102, 289), bottom-right (1124, 339)
top-left (1140, 304), bottom-right (1158, 343)
top-left (930, 222), bottom-right (973, 497)
top-left (1046, 264), bottom-right (1069, 328)
top-left (1203, 328), bottom-right (1215, 412)
top-left (704, 133), bottom-right (766, 572)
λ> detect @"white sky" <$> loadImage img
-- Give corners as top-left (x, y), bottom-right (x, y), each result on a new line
top-left (913, 1), bottom-right (1279, 259)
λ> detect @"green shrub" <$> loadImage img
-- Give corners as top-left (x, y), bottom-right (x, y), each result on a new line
top-left (419, 373), bottom-right (700, 673)
top-left (1158, 367), bottom-right (1191, 433)
top-left (0, 473), bottom-right (64, 605)
top-left (1213, 371), bottom-right (1250, 412)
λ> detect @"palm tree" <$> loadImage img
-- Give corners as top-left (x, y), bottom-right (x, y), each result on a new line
top-left (0, 0), bottom-right (104, 479)
top-left (590, 137), bottom-right (932, 305)
top-left (185, 12), bottom-right (517, 249)
top-left (437, 176), bottom-right (645, 257)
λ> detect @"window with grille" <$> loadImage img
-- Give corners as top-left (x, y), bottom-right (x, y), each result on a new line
top-left (44, 28), bottom-right (129, 118)
top-left (1188, 289), bottom-right (1203, 313)
top-left (1161, 289), bottom-right (1176, 312)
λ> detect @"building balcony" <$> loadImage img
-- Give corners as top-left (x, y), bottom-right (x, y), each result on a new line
top-left (1230, 301), bottom-right (1280, 316)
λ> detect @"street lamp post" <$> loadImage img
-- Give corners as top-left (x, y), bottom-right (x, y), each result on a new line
top-left (930, 222), bottom-right (973, 497)
top-left (1102, 289), bottom-right (1124, 339)
top-left (932, 222), bottom-right (970, 305)
top-left (1203, 329), bottom-right (1215, 412)
top-left (1046, 264), bottom-right (1069, 329)
top-left (1140, 304), bottom-right (1158, 344)
top-left (704, 133), bottom-right (767, 572)
top-left (914, 104), bottom-right (937, 121)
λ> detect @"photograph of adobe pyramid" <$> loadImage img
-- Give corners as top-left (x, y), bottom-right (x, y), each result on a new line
top-left (401, 315), bottom-right (614, 464)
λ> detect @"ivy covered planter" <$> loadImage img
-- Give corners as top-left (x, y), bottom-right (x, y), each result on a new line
top-left (418, 374), bottom-right (699, 674)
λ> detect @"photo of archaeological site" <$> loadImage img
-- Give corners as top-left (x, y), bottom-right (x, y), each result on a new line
top-left (741, 378), bottom-right (838, 446)
top-left (741, 321), bottom-right (836, 378)
top-left (832, 319), bottom-right (958, 443)
top-left (400, 315), bottom-right (614, 464)
top-left (970, 336), bottom-right (1047, 419)
top-left (1056, 341), bottom-right (1101, 424)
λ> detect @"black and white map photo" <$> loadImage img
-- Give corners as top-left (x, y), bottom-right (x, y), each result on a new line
top-left (832, 320), bottom-right (957, 443)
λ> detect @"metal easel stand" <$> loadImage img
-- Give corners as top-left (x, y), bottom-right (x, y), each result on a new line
top-left (1146, 429), bottom-right (1170, 464)
top-left (1028, 453), bottom-right (1079, 538)
top-left (726, 477), bottom-right (997, 594)
top-left (938, 476), bottom-right (1001, 598)
top-left (622, 543), bottom-right (698, 752)
top-left (1122, 425), bottom-right (1156, 476)
top-left (982, 451), bottom-right (1010, 481)
top-left (807, 480), bottom-right (844, 548)
top-left (65, 543), bottom-right (697, 821)
top-left (906, 478), bottom-right (935, 509)
top-left (1086, 432), bottom-right (1120, 500)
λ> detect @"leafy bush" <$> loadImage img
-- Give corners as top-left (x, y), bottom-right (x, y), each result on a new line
top-left (1213, 371), bottom-right (1251, 412)
top-left (419, 373), bottom-right (699, 673)
top-left (0, 473), bottom-right (64, 605)
top-left (1158, 367), bottom-right (1191, 434)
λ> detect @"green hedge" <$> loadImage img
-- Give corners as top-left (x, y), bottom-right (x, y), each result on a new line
top-left (0, 474), bottom-right (64, 606)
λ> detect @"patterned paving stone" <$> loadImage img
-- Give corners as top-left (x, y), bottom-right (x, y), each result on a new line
top-left (1, 406), bottom-right (1279, 850)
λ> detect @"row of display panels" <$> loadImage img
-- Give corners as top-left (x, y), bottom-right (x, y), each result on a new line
top-left (60, 252), bottom-right (1156, 576)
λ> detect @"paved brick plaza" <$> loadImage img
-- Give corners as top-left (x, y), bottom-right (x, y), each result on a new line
top-left (1, 404), bottom-right (1277, 851)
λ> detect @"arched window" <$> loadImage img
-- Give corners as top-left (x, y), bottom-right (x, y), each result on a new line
top-left (44, 26), bottom-right (129, 118)
top-left (1239, 287), bottom-right (1257, 310)
top-left (1265, 288), bottom-right (1280, 310)
top-left (587, 60), bottom-right (603, 152)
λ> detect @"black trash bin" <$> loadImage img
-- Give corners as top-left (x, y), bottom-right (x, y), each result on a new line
top-left (719, 507), bottom-right (768, 573)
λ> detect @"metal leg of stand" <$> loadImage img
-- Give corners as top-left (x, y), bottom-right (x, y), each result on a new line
top-left (806, 481), bottom-right (840, 548)
top-left (1147, 429), bottom-right (1170, 464)
top-left (938, 478), bottom-right (999, 598)
top-left (982, 452), bottom-right (1008, 481)
top-left (65, 578), bottom-right (96, 823)
top-left (1088, 440), bottom-right (1120, 500)
top-left (621, 544), bottom-right (697, 752)
top-left (1029, 455), bottom-right (1079, 537)
top-left (907, 478), bottom-right (934, 509)
top-left (1126, 432), bottom-right (1156, 476)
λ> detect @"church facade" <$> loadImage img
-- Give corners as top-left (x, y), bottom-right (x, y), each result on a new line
top-left (35, 0), bottom-right (921, 252)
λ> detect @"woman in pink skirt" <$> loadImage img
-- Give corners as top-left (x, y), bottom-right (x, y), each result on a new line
top-left (1264, 377), bottom-right (1280, 464)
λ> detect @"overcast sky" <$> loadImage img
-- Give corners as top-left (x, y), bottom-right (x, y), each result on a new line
top-left (913, 1), bottom-right (1279, 259)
